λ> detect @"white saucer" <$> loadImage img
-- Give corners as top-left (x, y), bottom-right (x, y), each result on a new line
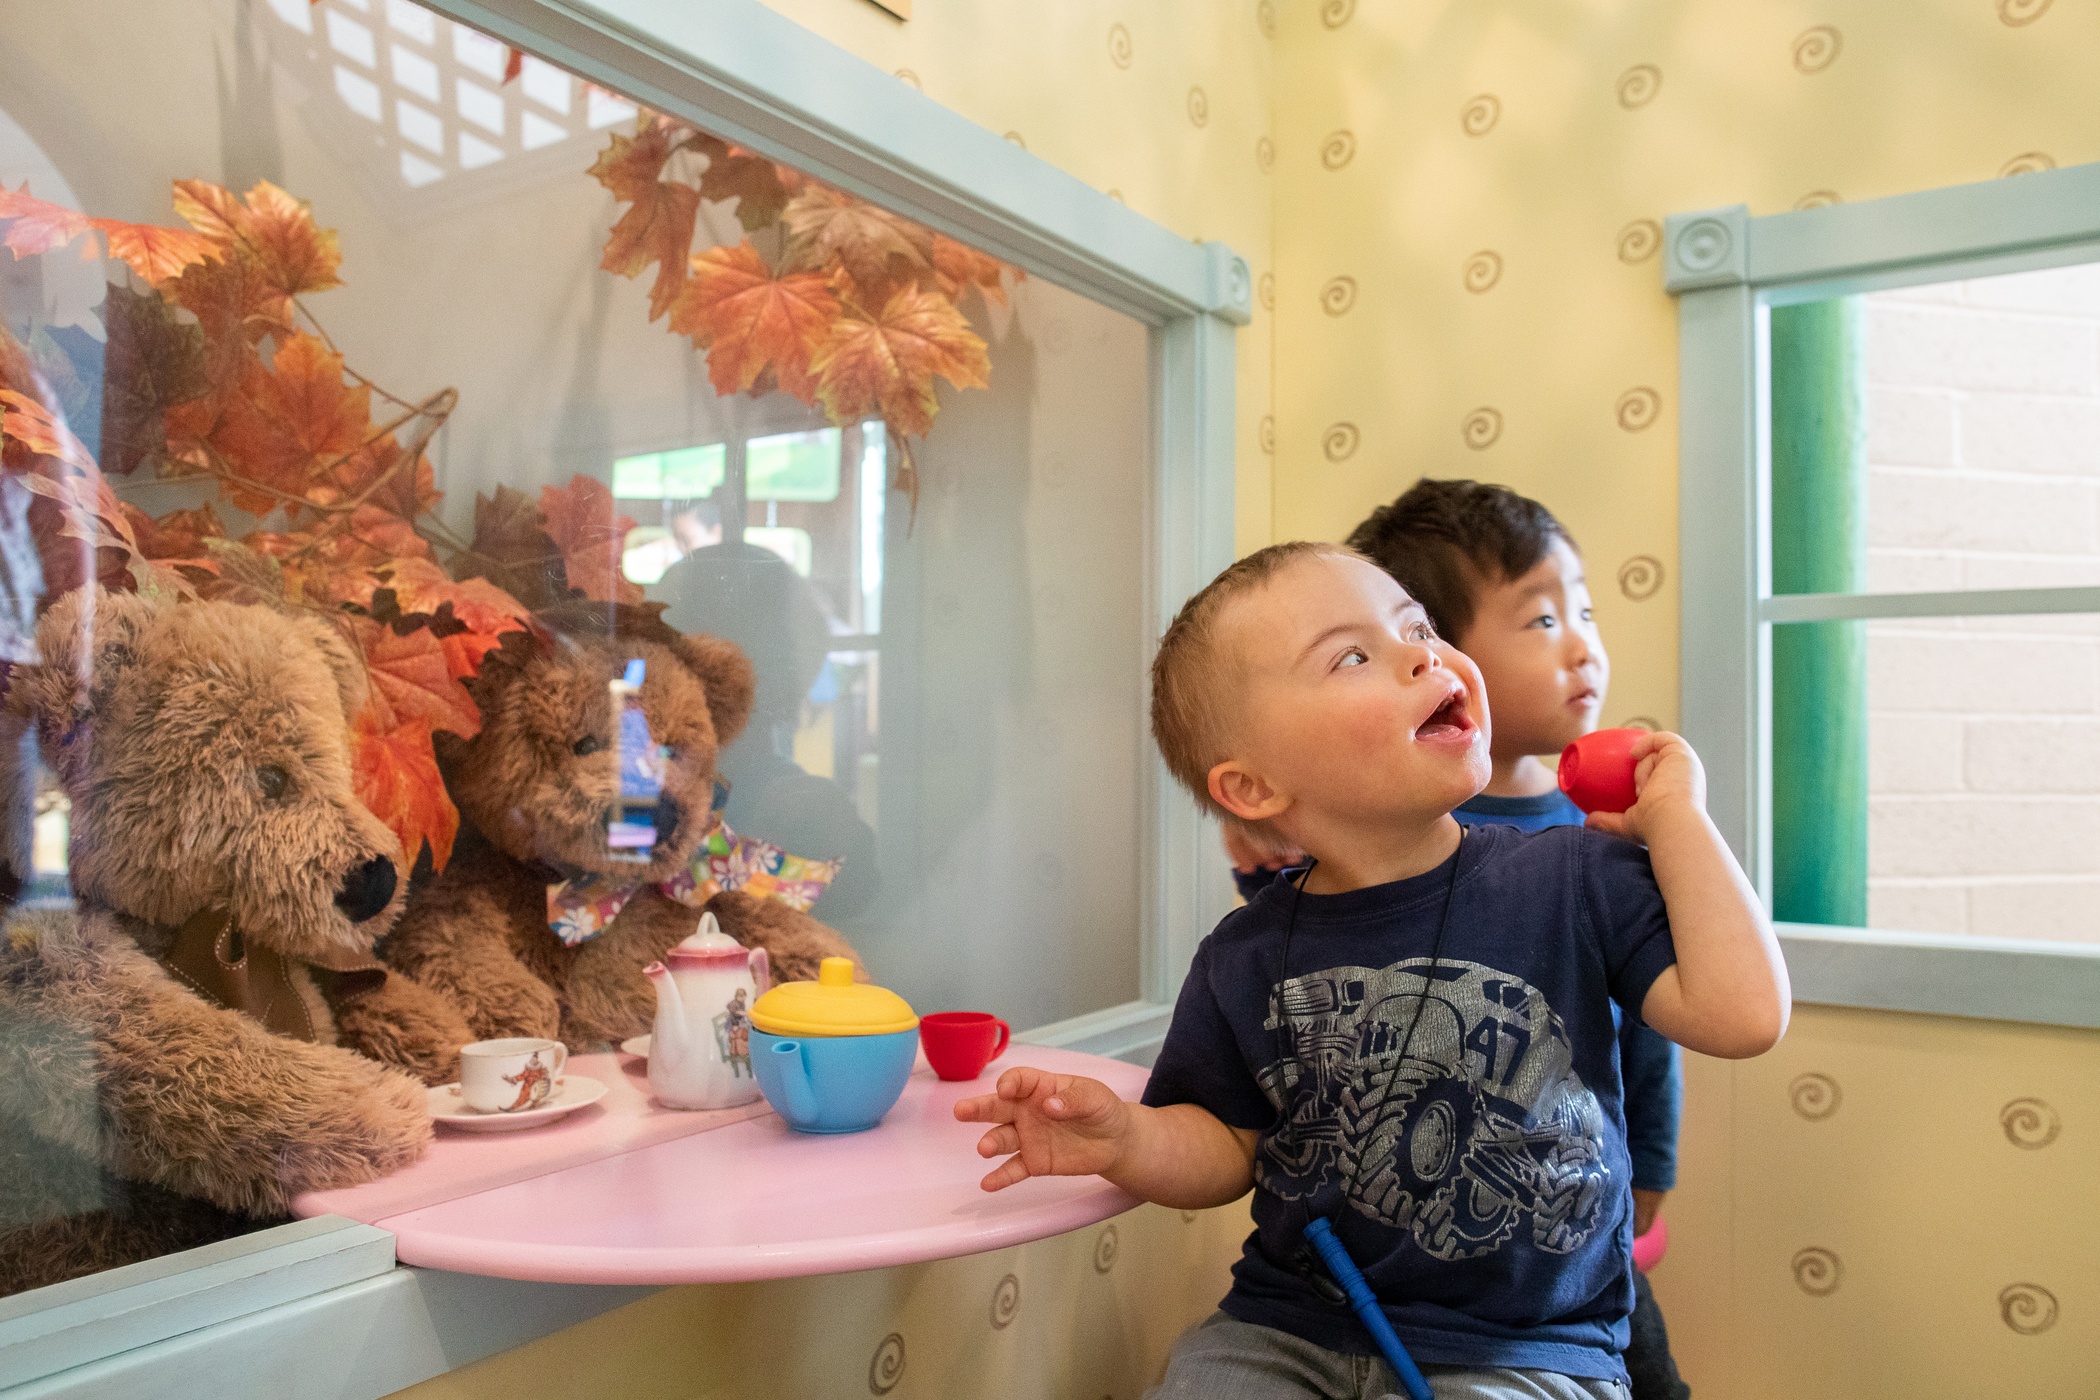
top-left (619, 1034), bottom-right (651, 1058)
top-left (429, 1075), bottom-right (609, 1132)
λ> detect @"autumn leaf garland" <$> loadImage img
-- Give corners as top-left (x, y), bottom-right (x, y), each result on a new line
top-left (0, 179), bottom-right (641, 872)
top-left (590, 113), bottom-right (1011, 518)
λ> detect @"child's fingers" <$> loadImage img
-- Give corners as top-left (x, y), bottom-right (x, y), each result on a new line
top-left (1584, 811), bottom-right (1630, 838)
top-left (953, 1093), bottom-right (1015, 1124)
top-left (995, 1066), bottom-right (1054, 1101)
top-left (979, 1154), bottom-right (1033, 1193)
top-left (976, 1124), bottom-right (1020, 1159)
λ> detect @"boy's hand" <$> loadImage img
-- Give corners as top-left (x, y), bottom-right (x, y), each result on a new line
top-left (1583, 731), bottom-right (1704, 844)
top-left (954, 1067), bottom-right (1130, 1192)
top-left (1633, 1188), bottom-right (1666, 1238)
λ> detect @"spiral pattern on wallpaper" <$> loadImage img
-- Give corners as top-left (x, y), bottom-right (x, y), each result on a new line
top-left (1256, 136), bottom-right (1276, 173)
top-left (1616, 64), bottom-right (1661, 109)
top-left (1615, 386), bottom-right (1661, 432)
top-left (1093, 1224), bottom-right (1120, 1273)
top-left (1259, 415), bottom-right (1276, 454)
top-left (1999, 1284), bottom-right (2059, 1334)
top-left (1323, 422), bottom-right (1361, 462)
top-left (1187, 86), bottom-right (1210, 127)
top-left (1463, 250), bottom-right (1503, 293)
top-left (1621, 716), bottom-right (1659, 732)
top-left (1257, 0), bottom-right (1276, 39)
top-left (1616, 219), bottom-right (1661, 263)
top-left (1460, 93), bottom-right (1501, 136)
top-left (1999, 1097), bottom-right (2060, 1149)
top-left (893, 68), bottom-right (921, 90)
top-left (1321, 0), bottom-right (1356, 29)
top-left (1321, 275), bottom-right (1358, 316)
top-left (1789, 1072), bottom-right (1842, 1121)
top-left (1794, 189), bottom-right (1842, 210)
top-left (1792, 26), bottom-right (1842, 74)
top-left (1108, 22), bottom-right (1133, 67)
top-left (1322, 130), bottom-right (1358, 170)
top-left (868, 1333), bottom-right (907, 1394)
top-left (990, 1274), bottom-right (1021, 1329)
top-left (1617, 555), bottom-right (1664, 601)
top-left (2000, 151), bottom-right (2056, 177)
top-left (1791, 1248), bottom-right (1842, 1297)
top-left (1461, 407), bottom-right (1502, 450)
top-left (1258, 272), bottom-right (1276, 310)
top-left (1998, 0), bottom-right (2053, 25)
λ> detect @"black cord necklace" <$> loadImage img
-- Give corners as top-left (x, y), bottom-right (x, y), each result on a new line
top-left (1273, 823), bottom-right (1467, 1236)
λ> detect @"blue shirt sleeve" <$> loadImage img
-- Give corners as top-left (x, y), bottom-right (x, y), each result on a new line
top-left (1618, 1018), bottom-right (1682, 1191)
top-left (1576, 828), bottom-right (1677, 1025)
top-left (1141, 933), bottom-right (1277, 1131)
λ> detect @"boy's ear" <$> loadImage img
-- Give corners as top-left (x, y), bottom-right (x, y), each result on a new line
top-left (1207, 761), bottom-right (1289, 825)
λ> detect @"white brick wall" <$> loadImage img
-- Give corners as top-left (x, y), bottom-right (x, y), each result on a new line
top-left (1858, 265), bottom-right (2100, 944)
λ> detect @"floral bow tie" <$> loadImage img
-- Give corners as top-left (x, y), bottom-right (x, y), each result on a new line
top-left (545, 811), bottom-right (842, 947)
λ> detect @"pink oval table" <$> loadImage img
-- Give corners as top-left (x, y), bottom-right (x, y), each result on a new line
top-left (292, 1043), bottom-right (1148, 1285)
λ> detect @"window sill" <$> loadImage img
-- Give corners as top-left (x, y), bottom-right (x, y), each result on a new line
top-left (1779, 922), bottom-right (2100, 1029)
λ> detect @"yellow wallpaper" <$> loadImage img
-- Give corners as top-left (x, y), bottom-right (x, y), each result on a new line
top-left (756, 0), bottom-right (1279, 557)
top-left (1272, 0), bottom-right (2100, 733)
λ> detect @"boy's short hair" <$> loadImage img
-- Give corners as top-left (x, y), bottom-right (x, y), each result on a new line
top-left (1345, 478), bottom-right (1574, 644)
top-left (1151, 540), bottom-right (1364, 819)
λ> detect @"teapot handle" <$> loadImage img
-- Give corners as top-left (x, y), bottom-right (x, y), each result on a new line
top-left (750, 945), bottom-right (771, 994)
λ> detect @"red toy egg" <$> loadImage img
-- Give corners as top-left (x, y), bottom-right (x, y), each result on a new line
top-left (1559, 728), bottom-right (1643, 815)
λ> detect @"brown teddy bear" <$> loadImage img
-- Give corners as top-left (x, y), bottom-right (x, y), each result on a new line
top-left (0, 588), bottom-right (460, 1294)
top-left (383, 600), bottom-right (861, 1048)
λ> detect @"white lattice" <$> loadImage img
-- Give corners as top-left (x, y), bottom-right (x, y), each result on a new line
top-left (262, 0), bottom-right (636, 210)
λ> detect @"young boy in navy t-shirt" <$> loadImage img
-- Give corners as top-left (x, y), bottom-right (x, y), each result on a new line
top-left (957, 541), bottom-right (1787, 1398)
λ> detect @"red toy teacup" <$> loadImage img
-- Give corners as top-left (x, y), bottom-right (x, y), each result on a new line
top-left (919, 1011), bottom-right (1011, 1081)
top-left (1558, 727), bottom-right (1644, 815)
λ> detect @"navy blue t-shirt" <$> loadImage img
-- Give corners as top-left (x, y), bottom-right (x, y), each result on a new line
top-left (1452, 791), bottom-right (1682, 1194)
top-left (1147, 822), bottom-right (1676, 1381)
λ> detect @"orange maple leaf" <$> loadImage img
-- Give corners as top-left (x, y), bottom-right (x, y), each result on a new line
top-left (539, 474), bottom-right (640, 604)
top-left (669, 241), bottom-right (838, 399)
top-left (172, 179), bottom-right (342, 300)
top-left (119, 502), bottom-right (227, 561)
top-left (351, 707), bottom-right (459, 873)
top-left (779, 185), bottom-right (932, 300)
top-left (590, 116), bottom-right (701, 321)
top-left (0, 184), bottom-right (215, 283)
top-left (93, 220), bottom-right (220, 285)
top-left (691, 134), bottom-right (791, 232)
top-left (931, 234), bottom-right (1012, 308)
top-left (351, 616), bottom-right (483, 739)
top-left (360, 557), bottom-right (529, 679)
top-left (811, 285), bottom-right (991, 438)
top-left (0, 184), bottom-right (94, 260)
top-left (211, 333), bottom-right (372, 512)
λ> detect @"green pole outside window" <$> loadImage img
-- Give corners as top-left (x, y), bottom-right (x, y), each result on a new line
top-left (1769, 298), bottom-right (1868, 926)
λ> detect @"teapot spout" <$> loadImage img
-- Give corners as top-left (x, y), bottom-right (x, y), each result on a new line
top-left (767, 1040), bottom-right (818, 1124)
top-left (644, 961), bottom-right (690, 1069)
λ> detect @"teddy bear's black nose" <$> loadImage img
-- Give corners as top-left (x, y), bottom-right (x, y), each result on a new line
top-left (334, 855), bottom-right (398, 924)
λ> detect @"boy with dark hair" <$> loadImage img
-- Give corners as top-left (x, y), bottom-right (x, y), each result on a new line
top-left (958, 540), bottom-right (1787, 1399)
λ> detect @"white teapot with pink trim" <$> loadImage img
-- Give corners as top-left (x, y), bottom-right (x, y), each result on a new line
top-left (642, 913), bottom-right (771, 1110)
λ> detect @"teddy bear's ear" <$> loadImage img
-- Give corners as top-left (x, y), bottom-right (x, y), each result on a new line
top-left (285, 613), bottom-right (369, 722)
top-left (671, 633), bottom-right (756, 747)
top-left (12, 586), bottom-right (157, 731)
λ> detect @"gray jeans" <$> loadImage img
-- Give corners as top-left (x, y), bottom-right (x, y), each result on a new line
top-left (1146, 1313), bottom-right (1632, 1400)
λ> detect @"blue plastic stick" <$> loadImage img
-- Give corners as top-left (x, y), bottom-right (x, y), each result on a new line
top-left (1303, 1217), bottom-right (1435, 1400)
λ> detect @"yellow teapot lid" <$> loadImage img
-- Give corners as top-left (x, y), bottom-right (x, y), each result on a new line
top-left (749, 958), bottom-right (918, 1037)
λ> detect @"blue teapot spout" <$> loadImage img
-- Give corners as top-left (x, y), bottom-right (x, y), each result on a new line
top-left (767, 1040), bottom-right (819, 1124)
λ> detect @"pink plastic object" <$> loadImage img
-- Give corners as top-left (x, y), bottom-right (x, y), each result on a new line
top-left (1559, 727), bottom-right (1643, 815)
top-left (292, 1044), bottom-right (1147, 1284)
top-left (1632, 1212), bottom-right (1669, 1274)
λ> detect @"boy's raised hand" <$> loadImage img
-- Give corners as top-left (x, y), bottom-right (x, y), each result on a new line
top-left (1582, 730), bottom-right (1704, 844)
top-left (954, 1067), bottom-right (1130, 1192)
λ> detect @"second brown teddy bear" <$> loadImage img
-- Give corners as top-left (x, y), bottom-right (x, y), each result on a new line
top-left (383, 602), bottom-right (860, 1048)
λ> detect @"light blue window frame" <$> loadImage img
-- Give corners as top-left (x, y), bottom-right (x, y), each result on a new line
top-left (0, 1), bottom-right (1246, 1392)
top-left (1669, 163), bottom-right (2100, 1034)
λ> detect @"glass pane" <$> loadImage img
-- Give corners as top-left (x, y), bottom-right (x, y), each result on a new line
top-left (1770, 263), bottom-right (2100, 596)
top-left (1772, 615), bottom-right (2100, 945)
top-left (0, 0), bottom-right (1149, 1295)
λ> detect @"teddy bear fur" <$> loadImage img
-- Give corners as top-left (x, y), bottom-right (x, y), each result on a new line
top-left (0, 588), bottom-right (455, 1294)
top-left (383, 601), bottom-right (861, 1048)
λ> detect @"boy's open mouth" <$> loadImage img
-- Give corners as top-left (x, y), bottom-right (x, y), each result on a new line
top-left (1414, 686), bottom-right (1474, 742)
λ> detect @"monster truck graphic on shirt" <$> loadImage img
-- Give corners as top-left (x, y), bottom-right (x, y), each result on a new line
top-left (1257, 958), bottom-right (1611, 1262)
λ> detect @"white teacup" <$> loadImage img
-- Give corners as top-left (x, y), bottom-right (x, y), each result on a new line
top-left (459, 1038), bottom-right (568, 1114)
